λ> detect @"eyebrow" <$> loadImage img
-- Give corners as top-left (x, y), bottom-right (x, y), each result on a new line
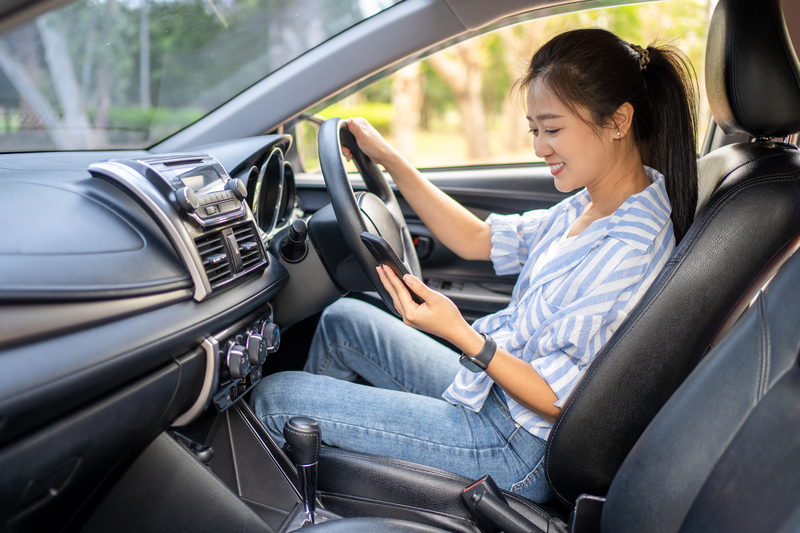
top-left (526, 113), bottom-right (563, 121)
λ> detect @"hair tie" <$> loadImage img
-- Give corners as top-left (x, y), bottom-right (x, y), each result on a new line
top-left (629, 43), bottom-right (650, 71)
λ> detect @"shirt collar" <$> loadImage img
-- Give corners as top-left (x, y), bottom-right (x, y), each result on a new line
top-left (566, 166), bottom-right (672, 254)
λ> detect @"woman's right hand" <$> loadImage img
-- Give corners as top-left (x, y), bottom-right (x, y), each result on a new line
top-left (342, 117), bottom-right (397, 167)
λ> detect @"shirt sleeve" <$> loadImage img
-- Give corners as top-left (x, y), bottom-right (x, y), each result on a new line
top-left (526, 244), bottom-right (652, 408)
top-left (487, 210), bottom-right (549, 276)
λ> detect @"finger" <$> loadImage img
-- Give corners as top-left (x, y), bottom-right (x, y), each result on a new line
top-left (384, 266), bottom-right (419, 312)
top-left (402, 274), bottom-right (434, 300)
top-left (341, 146), bottom-right (353, 161)
top-left (376, 266), bottom-right (405, 316)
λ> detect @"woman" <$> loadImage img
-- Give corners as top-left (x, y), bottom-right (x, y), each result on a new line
top-left (251, 28), bottom-right (698, 503)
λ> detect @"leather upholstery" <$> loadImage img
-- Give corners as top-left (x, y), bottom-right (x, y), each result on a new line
top-left (313, 0), bottom-right (800, 524)
top-left (304, 517), bottom-right (449, 532)
top-left (317, 447), bottom-right (568, 533)
top-left (705, 0), bottom-right (800, 137)
top-left (546, 140), bottom-right (800, 505)
top-left (601, 243), bottom-right (800, 533)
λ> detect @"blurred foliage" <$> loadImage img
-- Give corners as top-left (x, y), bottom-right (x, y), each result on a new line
top-left (318, 0), bottom-right (714, 167)
top-left (321, 101), bottom-right (395, 134)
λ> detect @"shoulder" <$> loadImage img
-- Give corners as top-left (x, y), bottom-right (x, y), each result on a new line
top-left (604, 168), bottom-right (673, 255)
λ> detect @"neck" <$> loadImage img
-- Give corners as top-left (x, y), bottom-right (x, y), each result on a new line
top-left (585, 141), bottom-right (650, 217)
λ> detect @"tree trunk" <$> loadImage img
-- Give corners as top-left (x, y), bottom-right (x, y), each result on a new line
top-left (499, 28), bottom-right (529, 154)
top-left (140, 0), bottom-right (151, 108)
top-left (0, 41), bottom-right (73, 149)
top-left (390, 62), bottom-right (422, 165)
top-left (36, 14), bottom-right (94, 148)
top-left (426, 39), bottom-right (490, 160)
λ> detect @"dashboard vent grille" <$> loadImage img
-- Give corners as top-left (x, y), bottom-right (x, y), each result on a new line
top-left (232, 222), bottom-right (264, 270)
top-left (196, 231), bottom-right (233, 287)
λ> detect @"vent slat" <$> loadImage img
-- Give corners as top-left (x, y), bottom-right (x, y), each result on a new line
top-left (195, 222), bottom-right (265, 292)
top-left (196, 231), bottom-right (233, 288)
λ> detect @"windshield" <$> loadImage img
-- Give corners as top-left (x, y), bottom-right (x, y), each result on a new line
top-left (0, 0), bottom-right (400, 152)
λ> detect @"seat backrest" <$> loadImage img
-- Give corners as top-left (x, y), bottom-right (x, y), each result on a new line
top-left (601, 227), bottom-right (800, 533)
top-left (544, 0), bottom-right (800, 506)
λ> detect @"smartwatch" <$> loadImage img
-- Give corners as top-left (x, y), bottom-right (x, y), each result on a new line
top-left (459, 333), bottom-right (497, 372)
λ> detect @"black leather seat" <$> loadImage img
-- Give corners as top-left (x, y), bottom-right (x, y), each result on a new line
top-left (315, 0), bottom-right (800, 529)
top-left (309, 218), bottom-right (800, 532)
top-left (599, 227), bottom-right (800, 533)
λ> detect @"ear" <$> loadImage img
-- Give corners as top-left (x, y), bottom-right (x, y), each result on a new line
top-left (611, 102), bottom-right (635, 139)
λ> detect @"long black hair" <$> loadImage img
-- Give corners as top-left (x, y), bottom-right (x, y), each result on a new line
top-left (518, 28), bottom-right (699, 243)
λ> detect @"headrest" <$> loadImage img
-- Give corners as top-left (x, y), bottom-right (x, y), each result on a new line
top-left (706, 0), bottom-right (800, 138)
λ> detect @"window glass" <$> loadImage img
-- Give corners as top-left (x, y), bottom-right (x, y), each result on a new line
top-left (0, 0), bottom-right (401, 152)
top-left (317, 0), bottom-right (713, 169)
top-left (294, 119), bottom-right (321, 173)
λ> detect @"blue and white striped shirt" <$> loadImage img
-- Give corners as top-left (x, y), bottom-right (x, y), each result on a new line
top-left (442, 167), bottom-right (675, 440)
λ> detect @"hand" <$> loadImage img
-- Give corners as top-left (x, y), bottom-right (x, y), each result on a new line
top-left (341, 117), bottom-right (397, 167)
top-left (376, 265), bottom-right (483, 353)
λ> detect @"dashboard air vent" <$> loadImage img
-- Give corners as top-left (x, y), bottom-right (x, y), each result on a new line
top-left (196, 231), bottom-right (233, 287)
top-left (232, 222), bottom-right (264, 270)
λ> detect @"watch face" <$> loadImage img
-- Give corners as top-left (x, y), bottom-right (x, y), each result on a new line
top-left (459, 355), bottom-right (486, 373)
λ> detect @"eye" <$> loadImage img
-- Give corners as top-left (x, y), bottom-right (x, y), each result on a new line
top-left (545, 129), bottom-right (561, 135)
top-left (528, 129), bottom-right (538, 136)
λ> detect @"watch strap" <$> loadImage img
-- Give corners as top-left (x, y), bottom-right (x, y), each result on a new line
top-left (459, 334), bottom-right (497, 372)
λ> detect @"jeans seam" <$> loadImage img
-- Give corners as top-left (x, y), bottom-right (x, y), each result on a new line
top-left (329, 342), bottom-right (413, 393)
top-left (510, 452), bottom-right (547, 493)
top-left (262, 412), bottom-right (513, 452)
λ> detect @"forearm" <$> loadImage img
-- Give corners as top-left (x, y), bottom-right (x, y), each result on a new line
top-left (381, 149), bottom-right (491, 261)
top-left (451, 326), bottom-right (561, 423)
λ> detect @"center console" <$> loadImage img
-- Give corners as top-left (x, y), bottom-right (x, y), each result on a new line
top-left (89, 153), bottom-right (269, 302)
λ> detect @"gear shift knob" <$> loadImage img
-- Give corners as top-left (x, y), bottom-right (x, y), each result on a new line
top-left (284, 417), bottom-right (321, 524)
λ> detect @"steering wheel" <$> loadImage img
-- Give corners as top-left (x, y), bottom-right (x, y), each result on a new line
top-left (318, 117), bottom-right (422, 314)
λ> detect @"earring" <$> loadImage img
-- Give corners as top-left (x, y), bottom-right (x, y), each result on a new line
top-left (616, 131), bottom-right (621, 136)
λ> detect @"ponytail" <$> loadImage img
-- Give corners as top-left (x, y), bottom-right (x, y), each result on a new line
top-left (639, 45), bottom-right (698, 242)
top-left (518, 29), bottom-right (699, 243)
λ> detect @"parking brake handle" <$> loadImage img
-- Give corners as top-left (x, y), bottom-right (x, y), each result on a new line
top-left (283, 417), bottom-right (321, 525)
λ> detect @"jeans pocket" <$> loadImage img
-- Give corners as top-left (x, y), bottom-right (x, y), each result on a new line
top-left (509, 454), bottom-right (554, 503)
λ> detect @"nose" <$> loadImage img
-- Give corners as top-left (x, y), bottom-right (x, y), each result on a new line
top-left (533, 134), bottom-right (551, 159)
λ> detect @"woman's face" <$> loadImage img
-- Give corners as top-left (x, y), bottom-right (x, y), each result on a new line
top-left (526, 79), bottom-right (617, 193)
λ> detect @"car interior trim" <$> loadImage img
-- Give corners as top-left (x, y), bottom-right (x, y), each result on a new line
top-left (88, 161), bottom-right (212, 301)
top-left (0, 288), bottom-right (192, 351)
top-left (172, 336), bottom-right (220, 427)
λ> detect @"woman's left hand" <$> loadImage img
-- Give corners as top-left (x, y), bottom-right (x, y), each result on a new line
top-left (376, 265), bottom-right (479, 349)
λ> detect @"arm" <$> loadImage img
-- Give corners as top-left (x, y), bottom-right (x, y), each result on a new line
top-left (344, 117), bottom-right (491, 261)
top-left (377, 266), bottom-right (561, 422)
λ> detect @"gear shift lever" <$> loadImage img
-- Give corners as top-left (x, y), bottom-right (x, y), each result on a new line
top-left (283, 417), bottom-right (321, 525)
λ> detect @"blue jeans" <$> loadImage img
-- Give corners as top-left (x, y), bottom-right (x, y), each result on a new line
top-left (250, 298), bottom-right (554, 503)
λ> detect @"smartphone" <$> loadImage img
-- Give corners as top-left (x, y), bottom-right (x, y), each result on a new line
top-left (360, 232), bottom-right (425, 304)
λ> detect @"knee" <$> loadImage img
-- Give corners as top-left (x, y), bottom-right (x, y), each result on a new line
top-left (319, 298), bottom-right (372, 328)
top-left (249, 371), bottom-right (309, 441)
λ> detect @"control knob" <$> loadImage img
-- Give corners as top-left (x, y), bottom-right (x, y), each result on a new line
top-left (225, 178), bottom-right (248, 201)
top-left (226, 343), bottom-right (249, 380)
top-left (260, 322), bottom-right (281, 355)
top-left (246, 330), bottom-right (266, 366)
top-left (175, 186), bottom-right (199, 213)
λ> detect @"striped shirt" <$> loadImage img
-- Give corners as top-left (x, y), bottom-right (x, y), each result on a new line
top-left (442, 167), bottom-right (675, 440)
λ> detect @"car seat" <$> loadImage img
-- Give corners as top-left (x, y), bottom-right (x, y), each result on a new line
top-left (305, 196), bottom-right (800, 533)
top-left (313, 0), bottom-right (800, 529)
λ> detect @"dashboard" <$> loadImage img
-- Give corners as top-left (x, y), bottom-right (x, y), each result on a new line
top-left (0, 134), bottom-right (319, 531)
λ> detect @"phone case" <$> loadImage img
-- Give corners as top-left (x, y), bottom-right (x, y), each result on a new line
top-left (360, 232), bottom-right (424, 304)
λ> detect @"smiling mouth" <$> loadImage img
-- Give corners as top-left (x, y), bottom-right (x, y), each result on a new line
top-left (549, 162), bottom-right (565, 175)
